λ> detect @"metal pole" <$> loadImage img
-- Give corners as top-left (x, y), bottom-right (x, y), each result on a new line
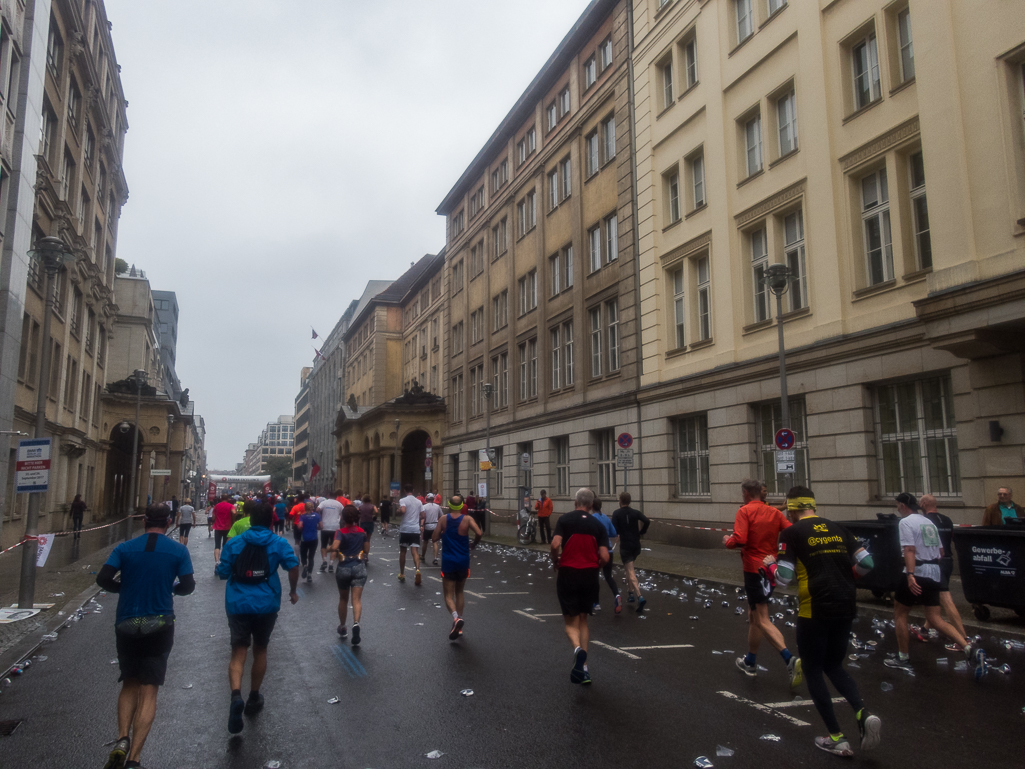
top-left (775, 291), bottom-right (792, 490)
top-left (128, 371), bottom-right (145, 516)
top-left (17, 260), bottom-right (59, 609)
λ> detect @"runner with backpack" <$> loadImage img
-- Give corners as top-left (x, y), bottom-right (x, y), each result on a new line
top-left (215, 503), bottom-right (300, 735)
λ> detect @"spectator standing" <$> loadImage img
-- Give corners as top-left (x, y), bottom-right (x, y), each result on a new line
top-left (70, 494), bottom-right (87, 540)
top-left (982, 486), bottom-right (1023, 526)
top-left (535, 490), bottom-right (554, 544)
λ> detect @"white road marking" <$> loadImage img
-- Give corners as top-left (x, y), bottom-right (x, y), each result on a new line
top-left (620, 644), bottom-right (694, 651)
top-left (479, 591), bottom-right (529, 595)
top-left (465, 590), bottom-right (486, 598)
top-left (535, 613), bottom-right (563, 617)
top-left (514, 610), bottom-right (545, 622)
top-left (762, 697), bottom-right (846, 709)
top-left (591, 641), bottom-right (642, 660)
top-left (717, 691), bottom-right (811, 727)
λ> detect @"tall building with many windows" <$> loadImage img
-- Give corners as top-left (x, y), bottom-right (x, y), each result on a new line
top-left (242, 416), bottom-right (294, 477)
top-left (438, 0), bottom-right (639, 511)
top-left (1, 0), bottom-right (128, 545)
top-left (629, 0), bottom-right (1025, 532)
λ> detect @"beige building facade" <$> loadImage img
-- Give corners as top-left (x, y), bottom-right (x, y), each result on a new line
top-left (629, 0), bottom-right (1025, 535)
top-left (438, 0), bottom-right (641, 513)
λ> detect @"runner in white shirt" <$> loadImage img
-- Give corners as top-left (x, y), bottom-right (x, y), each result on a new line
top-left (421, 494), bottom-right (444, 566)
top-left (397, 485), bottom-right (426, 586)
top-left (318, 492), bottom-right (345, 573)
top-left (177, 500), bottom-right (196, 546)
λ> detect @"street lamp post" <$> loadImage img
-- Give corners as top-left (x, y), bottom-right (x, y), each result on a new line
top-left (127, 369), bottom-right (147, 517)
top-left (482, 382), bottom-right (493, 535)
top-left (18, 237), bottom-right (74, 609)
top-left (763, 263), bottom-right (793, 491)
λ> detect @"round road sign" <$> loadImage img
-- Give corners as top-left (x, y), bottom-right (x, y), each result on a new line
top-left (617, 432), bottom-right (633, 449)
top-left (774, 428), bottom-right (796, 451)
top-left (425, 457), bottom-right (432, 468)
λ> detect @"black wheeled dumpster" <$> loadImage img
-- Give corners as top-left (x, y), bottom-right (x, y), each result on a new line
top-left (951, 523), bottom-right (1025, 622)
top-left (837, 515), bottom-right (905, 597)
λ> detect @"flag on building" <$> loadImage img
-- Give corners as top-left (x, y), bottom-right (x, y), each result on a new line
top-left (312, 328), bottom-right (319, 339)
top-left (310, 458), bottom-right (321, 480)
top-left (314, 347), bottom-right (326, 362)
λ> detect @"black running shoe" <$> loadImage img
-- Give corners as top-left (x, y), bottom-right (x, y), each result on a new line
top-left (337, 624), bottom-right (347, 638)
top-left (103, 737), bottom-right (130, 769)
top-left (351, 623), bottom-right (361, 647)
top-left (244, 691), bottom-right (264, 715)
top-left (228, 694), bottom-right (245, 734)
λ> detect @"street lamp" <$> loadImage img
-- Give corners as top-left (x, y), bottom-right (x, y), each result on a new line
top-left (763, 263), bottom-right (793, 490)
top-left (482, 382), bottom-right (493, 525)
top-left (18, 237), bottom-right (75, 609)
top-left (127, 369), bottom-right (147, 517)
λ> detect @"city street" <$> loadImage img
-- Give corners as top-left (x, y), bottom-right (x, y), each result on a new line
top-left (0, 533), bottom-right (1022, 769)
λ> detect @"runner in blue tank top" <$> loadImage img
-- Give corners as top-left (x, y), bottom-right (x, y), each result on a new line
top-left (433, 494), bottom-right (482, 640)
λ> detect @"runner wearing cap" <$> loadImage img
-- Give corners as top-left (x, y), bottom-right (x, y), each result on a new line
top-left (421, 493), bottom-right (443, 566)
top-left (434, 494), bottom-right (482, 640)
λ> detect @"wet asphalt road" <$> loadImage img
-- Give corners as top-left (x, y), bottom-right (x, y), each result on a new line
top-left (0, 532), bottom-right (1023, 769)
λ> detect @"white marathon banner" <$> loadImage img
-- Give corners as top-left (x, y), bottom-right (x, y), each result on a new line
top-left (35, 533), bottom-right (55, 567)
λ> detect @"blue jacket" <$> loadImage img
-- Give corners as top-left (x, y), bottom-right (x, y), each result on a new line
top-left (216, 526), bottom-right (299, 615)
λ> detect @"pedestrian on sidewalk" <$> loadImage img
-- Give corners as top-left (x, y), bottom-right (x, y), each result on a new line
top-left (297, 501), bottom-right (322, 583)
top-left (761, 486), bottom-right (882, 758)
top-left (97, 503), bottom-right (195, 769)
top-left (70, 494), bottom-right (87, 539)
top-left (434, 494), bottom-right (482, 640)
top-left (330, 505), bottom-right (369, 644)
top-left (886, 492), bottom-right (985, 678)
top-left (551, 488), bottom-right (610, 685)
top-left (535, 490), bottom-right (553, 544)
top-left (397, 485), bottom-right (425, 585)
top-left (177, 499), bottom-right (196, 546)
top-left (216, 503), bottom-right (300, 735)
top-left (612, 492), bottom-right (649, 612)
top-left (590, 499), bottom-right (620, 613)
top-left (723, 478), bottom-right (801, 687)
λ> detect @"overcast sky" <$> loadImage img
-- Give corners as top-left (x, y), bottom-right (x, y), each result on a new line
top-left (103, 0), bottom-right (589, 470)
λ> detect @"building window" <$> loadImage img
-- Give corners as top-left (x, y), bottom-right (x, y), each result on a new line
top-left (684, 36), bottom-right (698, 88)
top-left (560, 156), bottom-right (572, 200)
top-left (493, 290), bottom-right (508, 331)
top-left (695, 257), bottom-right (711, 341)
top-left (736, 0), bottom-right (753, 43)
top-left (667, 170), bottom-right (681, 224)
top-left (548, 169), bottom-right (559, 210)
top-left (46, 23), bottom-right (63, 78)
top-left (672, 266), bottom-right (685, 348)
top-left (518, 338), bottom-right (538, 400)
top-left (451, 374), bottom-right (464, 420)
top-left (589, 307), bottom-right (602, 377)
top-left (564, 245), bottom-right (574, 289)
top-left (690, 152), bottom-right (705, 209)
top-left (563, 321), bottom-right (575, 385)
top-left (493, 446), bottom-right (504, 495)
top-left (745, 113), bottom-right (762, 176)
top-left (550, 253), bottom-right (562, 296)
top-left (554, 437), bottom-right (570, 496)
top-left (768, 0), bottom-right (787, 15)
top-left (471, 241), bottom-right (484, 277)
top-left (777, 90), bottom-right (797, 156)
top-left (518, 270), bottom-right (537, 315)
top-left (528, 127), bottom-right (536, 154)
top-left (861, 168), bottom-right (893, 285)
top-left (470, 364), bottom-right (484, 416)
top-left (588, 226), bottom-right (602, 273)
top-left (547, 101), bottom-right (558, 132)
top-left (584, 56), bottom-right (597, 89)
top-left (606, 299), bottom-right (620, 371)
top-left (491, 160), bottom-right (508, 192)
top-left (602, 115), bottom-right (616, 163)
top-left (605, 214), bottom-right (618, 263)
top-left (559, 87), bottom-right (571, 117)
top-left (676, 414), bottom-right (710, 495)
top-left (67, 80), bottom-right (81, 131)
top-left (469, 186), bottom-right (485, 218)
top-left (600, 36), bottom-right (613, 71)
top-left (875, 375), bottom-right (960, 496)
top-left (852, 34), bottom-right (881, 110)
top-left (595, 429), bottom-right (617, 496)
top-left (493, 218), bottom-right (508, 258)
top-left (452, 321), bottom-right (464, 354)
top-left (751, 228), bottom-right (770, 322)
top-left (451, 210), bottom-right (465, 237)
top-left (518, 191), bottom-right (536, 235)
top-left (585, 131), bottom-right (600, 177)
top-left (452, 259), bottom-right (464, 292)
top-left (661, 58), bottom-right (674, 108)
top-left (783, 211), bottom-right (807, 311)
top-left (491, 352), bottom-right (509, 408)
top-left (551, 326), bottom-right (562, 390)
top-left (897, 8), bottom-right (915, 82)
top-left (909, 151), bottom-right (931, 270)
top-left (471, 307), bottom-right (484, 344)
top-left (758, 398), bottom-right (810, 495)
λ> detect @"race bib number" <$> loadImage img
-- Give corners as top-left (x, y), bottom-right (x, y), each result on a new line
top-left (920, 523), bottom-right (940, 548)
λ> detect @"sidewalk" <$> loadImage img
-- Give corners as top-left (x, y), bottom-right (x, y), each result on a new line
top-left (484, 521), bottom-right (1025, 639)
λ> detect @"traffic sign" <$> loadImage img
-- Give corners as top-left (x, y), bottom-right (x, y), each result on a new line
top-left (774, 428), bottom-right (796, 450)
top-left (617, 432), bottom-right (633, 449)
top-left (390, 481), bottom-right (400, 498)
top-left (424, 457), bottom-right (432, 468)
top-left (775, 449), bottom-right (796, 474)
top-left (424, 469), bottom-right (432, 481)
top-left (616, 448), bottom-right (634, 468)
top-left (16, 438), bottom-right (51, 493)
top-left (520, 452), bottom-right (531, 470)
top-left (150, 469), bottom-right (172, 476)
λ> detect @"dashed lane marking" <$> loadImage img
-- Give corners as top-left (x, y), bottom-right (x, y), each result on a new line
top-left (464, 590), bottom-right (530, 598)
top-left (717, 691), bottom-right (811, 727)
top-left (591, 641), bottom-right (642, 660)
top-left (514, 610), bottom-right (545, 622)
top-left (620, 644), bottom-right (694, 651)
top-left (762, 696), bottom-right (846, 709)
top-left (331, 643), bottom-right (367, 678)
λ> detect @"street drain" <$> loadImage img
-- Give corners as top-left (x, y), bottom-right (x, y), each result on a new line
top-left (0, 720), bottom-right (23, 736)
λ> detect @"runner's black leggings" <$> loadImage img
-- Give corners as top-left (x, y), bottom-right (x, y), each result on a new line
top-left (601, 562), bottom-right (619, 597)
top-left (299, 540), bottom-right (318, 571)
top-left (795, 616), bottom-right (864, 735)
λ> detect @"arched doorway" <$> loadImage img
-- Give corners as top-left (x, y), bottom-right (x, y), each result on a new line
top-left (401, 429), bottom-right (430, 494)
top-left (107, 423), bottom-right (142, 515)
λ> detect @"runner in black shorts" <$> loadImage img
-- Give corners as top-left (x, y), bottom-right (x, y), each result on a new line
top-left (919, 493), bottom-right (966, 641)
top-left (379, 497), bottom-right (392, 535)
top-left (551, 488), bottom-right (610, 685)
top-left (612, 493), bottom-right (649, 611)
top-left (330, 506), bottom-right (369, 645)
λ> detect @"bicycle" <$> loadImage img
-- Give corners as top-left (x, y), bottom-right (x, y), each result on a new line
top-left (517, 510), bottom-right (538, 545)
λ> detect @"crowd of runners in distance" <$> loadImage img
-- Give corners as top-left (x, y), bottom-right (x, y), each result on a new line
top-left (96, 476), bottom-right (989, 768)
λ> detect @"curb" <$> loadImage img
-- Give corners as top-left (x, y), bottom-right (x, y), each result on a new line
top-left (0, 581), bottom-right (103, 679)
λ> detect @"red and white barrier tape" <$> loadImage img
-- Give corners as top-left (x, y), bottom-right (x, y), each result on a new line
top-left (0, 514), bottom-right (143, 558)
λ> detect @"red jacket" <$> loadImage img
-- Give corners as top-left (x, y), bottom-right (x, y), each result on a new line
top-left (536, 498), bottom-right (553, 518)
top-left (725, 500), bottom-right (790, 573)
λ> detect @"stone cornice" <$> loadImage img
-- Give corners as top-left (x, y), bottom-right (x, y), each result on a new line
top-left (839, 116), bottom-right (920, 171)
top-left (734, 178), bottom-right (806, 227)
top-left (660, 229), bottom-right (712, 266)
